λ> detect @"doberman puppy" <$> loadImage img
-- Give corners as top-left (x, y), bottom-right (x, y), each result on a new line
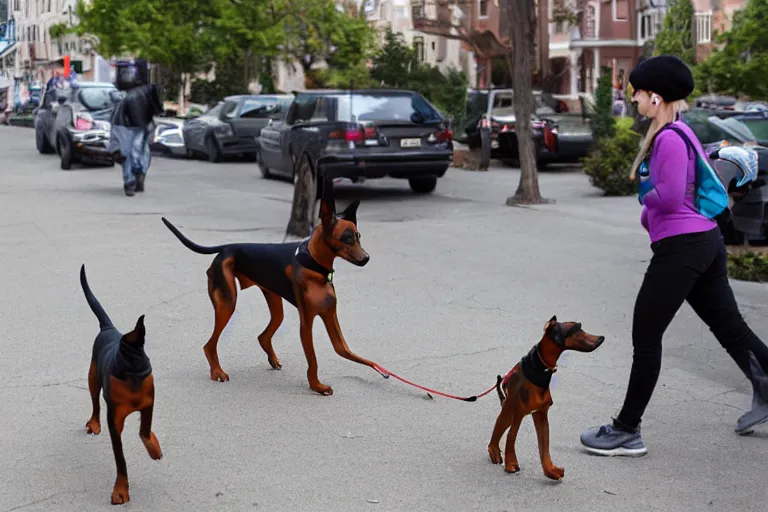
top-left (488, 315), bottom-right (604, 480)
top-left (80, 265), bottom-right (162, 505)
top-left (161, 186), bottom-right (383, 396)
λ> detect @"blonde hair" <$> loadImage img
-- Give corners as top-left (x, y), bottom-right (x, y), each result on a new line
top-left (629, 98), bottom-right (690, 179)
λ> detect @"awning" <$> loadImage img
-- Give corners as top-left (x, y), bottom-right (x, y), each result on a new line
top-left (0, 41), bottom-right (17, 59)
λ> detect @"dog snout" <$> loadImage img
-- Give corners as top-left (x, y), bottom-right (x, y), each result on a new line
top-left (593, 336), bottom-right (605, 348)
top-left (358, 253), bottom-right (370, 266)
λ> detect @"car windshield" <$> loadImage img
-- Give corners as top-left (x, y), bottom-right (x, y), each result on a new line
top-left (330, 93), bottom-right (442, 123)
top-left (78, 86), bottom-right (118, 111)
top-left (239, 98), bottom-right (289, 118)
top-left (736, 118), bottom-right (768, 141)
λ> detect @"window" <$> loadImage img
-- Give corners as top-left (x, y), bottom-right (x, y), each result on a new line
top-left (411, 0), bottom-right (424, 19)
top-left (696, 11), bottom-right (712, 44)
top-left (394, 6), bottom-right (406, 18)
top-left (613, 0), bottom-right (628, 21)
top-left (286, 94), bottom-right (319, 125)
top-left (639, 9), bottom-right (662, 43)
top-left (332, 92), bottom-right (441, 123)
top-left (78, 86), bottom-right (119, 111)
top-left (203, 102), bottom-right (224, 118)
top-left (413, 36), bottom-right (425, 62)
top-left (479, 0), bottom-right (488, 17)
top-left (239, 98), bottom-right (280, 118)
top-left (222, 101), bottom-right (239, 118)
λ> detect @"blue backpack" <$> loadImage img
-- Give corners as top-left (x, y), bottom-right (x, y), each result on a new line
top-left (638, 124), bottom-right (729, 219)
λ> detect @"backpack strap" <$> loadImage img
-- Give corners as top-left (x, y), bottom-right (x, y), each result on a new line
top-left (661, 124), bottom-right (699, 197)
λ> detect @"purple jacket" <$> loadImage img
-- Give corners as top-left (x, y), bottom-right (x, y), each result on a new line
top-left (640, 120), bottom-right (717, 243)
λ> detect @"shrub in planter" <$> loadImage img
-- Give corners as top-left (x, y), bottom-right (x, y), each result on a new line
top-left (582, 116), bottom-right (642, 196)
top-left (727, 251), bottom-right (768, 283)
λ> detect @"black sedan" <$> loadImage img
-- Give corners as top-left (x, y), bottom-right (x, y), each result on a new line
top-left (258, 89), bottom-right (453, 194)
top-left (182, 94), bottom-right (293, 162)
top-left (34, 81), bottom-right (120, 170)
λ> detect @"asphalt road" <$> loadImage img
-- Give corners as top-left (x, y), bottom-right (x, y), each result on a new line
top-left (1, 126), bottom-right (767, 512)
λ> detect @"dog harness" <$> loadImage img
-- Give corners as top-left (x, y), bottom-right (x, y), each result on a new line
top-left (293, 239), bottom-right (334, 283)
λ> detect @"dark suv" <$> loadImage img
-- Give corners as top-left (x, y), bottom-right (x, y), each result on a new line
top-left (257, 89), bottom-right (454, 194)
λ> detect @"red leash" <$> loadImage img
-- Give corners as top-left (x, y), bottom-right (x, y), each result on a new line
top-left (372, 362), bottom-right (502, 402)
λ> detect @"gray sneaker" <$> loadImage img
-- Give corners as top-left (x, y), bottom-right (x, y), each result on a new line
top-left (580, 424), bottom-right (648, 457)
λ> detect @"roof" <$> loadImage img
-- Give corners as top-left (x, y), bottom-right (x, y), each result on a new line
top-left (223, 94), bottom-right (294, 101)
top-left (74, 81), bottom-right (116, 88)
top-left (293, 89), bottom-right (420, 96)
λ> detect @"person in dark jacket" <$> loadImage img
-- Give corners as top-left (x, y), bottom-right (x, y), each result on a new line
top-left (109, 59), bottom-right (164, 196)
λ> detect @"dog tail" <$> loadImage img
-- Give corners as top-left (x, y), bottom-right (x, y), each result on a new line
top-left (161, 217), bottom-right (226, 255)
top-left (80, 264), bottom-right (114, 330)
top-left (495, 375), bottom-right (506, 407)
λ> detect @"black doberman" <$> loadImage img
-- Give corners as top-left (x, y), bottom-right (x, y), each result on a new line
top-left (162, 182), bottom-right (386, 395)
top-left (80, 264), bottom-right (162, 505)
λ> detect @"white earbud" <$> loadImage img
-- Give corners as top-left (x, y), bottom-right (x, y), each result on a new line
top-left (651, 95), bottom-right (660, 105)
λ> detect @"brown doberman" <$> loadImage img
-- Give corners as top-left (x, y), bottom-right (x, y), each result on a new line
top-left (161, 181), bottom-right (385, 395)
top-left (488, 315), bottom-right (604, 480)
top-left (80, 265), bottom-right (162, 505)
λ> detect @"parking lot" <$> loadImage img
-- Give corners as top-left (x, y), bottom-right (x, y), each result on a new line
top-left (1, 125), bottom-right (768, 512)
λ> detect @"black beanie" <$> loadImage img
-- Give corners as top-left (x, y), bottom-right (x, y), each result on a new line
top-left (628, 55), bottom-right (694, 102)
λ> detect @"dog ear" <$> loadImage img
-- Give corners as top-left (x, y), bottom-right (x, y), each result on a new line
top-left (544, 315), bottom-right (557, 331)
top-left (318, 177), bottom-right (337, 234)
top-left (338, 200), bottom-right (360, 225)
top-left (123, 315), bottom-right (146, 344)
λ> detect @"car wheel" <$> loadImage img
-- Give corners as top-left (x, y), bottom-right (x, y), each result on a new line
top-left (58, 134), bottom-right (73, 170)
top-left (409, 176), bottom-right (438, 194)
top-left (206, 135), bottom-right (222, 163)
top-left (36, 127), bottom-right (54, 154)
top-left (259, 151), bottom-right (272, 179)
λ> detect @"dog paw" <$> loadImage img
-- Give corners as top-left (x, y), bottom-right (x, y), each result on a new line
top-left (544, 465), bottom-right (565, 481)
top-left (504, 461), bottom-right (520, 473)
top-left (210, 368), bottom-right (230, 382)
top-left (488, 445), bottom-right (503, 464)
top-left (111, 485), bottom-right (129, 505)
top-left (85, 418), bottom-right (101, 435)
top-left (142, 432), bottom-right (163, 460)
top-left (310, 383), bottom-right (333, 396)
top-left (268, 357), bottom-right (282, 370)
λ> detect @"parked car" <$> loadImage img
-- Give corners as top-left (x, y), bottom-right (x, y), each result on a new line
top-left (683, 109), bottom-right (768, 243)
top-left (34, 81), bottom-right (119, 169)
top-left (257, 88), bottom-right (454, 194)
top-left (459, 88), bottom-right (559, 166)
top-left (182, 94), bottom-right (293, 162)
top-left (149, 117), bottom-right (187, 157)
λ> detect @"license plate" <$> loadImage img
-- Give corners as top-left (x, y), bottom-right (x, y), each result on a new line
top-left (400, 138), bottom-right (421, 148)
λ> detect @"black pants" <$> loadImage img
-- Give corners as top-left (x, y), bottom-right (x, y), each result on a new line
top-left (617, 227), bottom-right (768, 430)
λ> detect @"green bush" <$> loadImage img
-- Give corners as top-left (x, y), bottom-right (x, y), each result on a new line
top-left (582, 116), bottom-right (642, 196)
top-left (727, 251), bottom-right (768, 282)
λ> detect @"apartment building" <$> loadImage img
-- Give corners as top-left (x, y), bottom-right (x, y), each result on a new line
top-left (693, 0), bottom-right (746, 62)
top-left (366, 0), bottom-right (475, 85)
top-left (6, 0), bottom-right (109, 85)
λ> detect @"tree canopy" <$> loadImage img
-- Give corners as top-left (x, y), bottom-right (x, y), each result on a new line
top-left (652, 0), bottom-right (695, 64)
top-left (696, 0), bottom-right (768, 98)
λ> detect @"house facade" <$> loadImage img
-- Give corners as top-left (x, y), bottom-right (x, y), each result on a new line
top-left (547, 0), bottom-right (653, 99)
top-left (692, 0), bottom-right (746, 62)
top-left (366, 0), bottom-right (475, 85)
top-left (5, 0), bottom-right (110, 85)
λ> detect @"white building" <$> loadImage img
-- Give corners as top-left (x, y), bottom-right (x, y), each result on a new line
top-left (365, 0), bottom-right (476, 85)
top-left (7, 0), bottom-right (109, 85)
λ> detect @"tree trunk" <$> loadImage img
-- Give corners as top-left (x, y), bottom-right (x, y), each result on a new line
top-left (283, 155), bottom-right (317, 241)
top-left (505, 0), bottom-right (549, 205)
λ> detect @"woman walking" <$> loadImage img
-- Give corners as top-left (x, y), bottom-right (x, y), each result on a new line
top-left (580, 55), bottom-right (768, 456)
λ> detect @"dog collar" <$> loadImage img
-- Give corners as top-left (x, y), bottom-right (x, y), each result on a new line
top-left (520, 344), bottom-right (556, 389)
top-left (294, 240), bottom-right (334, 282)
